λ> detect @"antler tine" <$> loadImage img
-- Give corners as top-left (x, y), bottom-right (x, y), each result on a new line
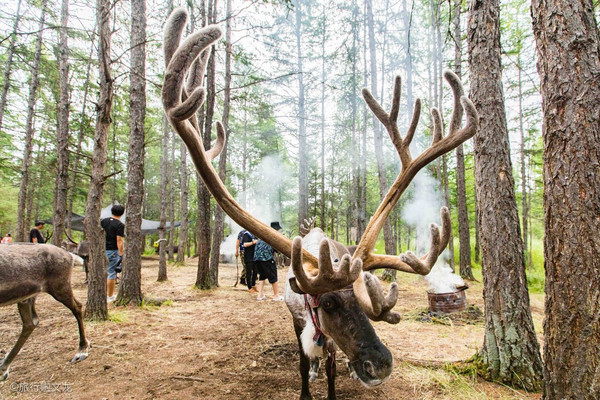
top-left (186, 50), bottom-right (210, 96)
top-left (205, 121), bottom-right (226, 161)
top-left (163, 26), bottom-right (222, 121)
top-left (299, 216), bottom-right (316, 237)
top-left (444, 69), bottom-right (465, 136)
top-left (400, 207), bottom-right (451, 275)
top-left (291, 237), bottom-right (362, 294)
top-left (163, 7), bottom-right (187, 68)
top-left (353, 273), bottom-right (401, 324)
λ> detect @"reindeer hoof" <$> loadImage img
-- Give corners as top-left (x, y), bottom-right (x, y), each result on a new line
top-left (71, 352), bottom-right (88, 363)
top-left (71, 341), bottom-right (90, 363)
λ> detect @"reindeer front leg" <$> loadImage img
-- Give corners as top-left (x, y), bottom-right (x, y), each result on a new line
top-left (0, 298), bottom-right (38, 381)
top-left (325, 342), bottom-right (337, 400)
top-left (294, 320), bottom-right (313, 400)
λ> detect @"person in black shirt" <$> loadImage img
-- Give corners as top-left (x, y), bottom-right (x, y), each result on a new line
top-left (242, 231), bottom-right (258, 293)
top-left (101, 204), bottom-right (125, 302)
top-left (30, 221), bottom-right (46, 243)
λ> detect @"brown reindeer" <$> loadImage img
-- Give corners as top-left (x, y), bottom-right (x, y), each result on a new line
top-left (0, 244), bottom-right (90, 380)
top-left (162, 8), bottom-right (478, 399)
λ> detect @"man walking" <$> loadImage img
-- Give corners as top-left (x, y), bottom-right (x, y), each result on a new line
top-left (101, 204), bottom-right (125, 302)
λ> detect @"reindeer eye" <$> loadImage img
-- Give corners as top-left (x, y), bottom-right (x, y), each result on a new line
top-left (322, 299), bottom-right (335, 310)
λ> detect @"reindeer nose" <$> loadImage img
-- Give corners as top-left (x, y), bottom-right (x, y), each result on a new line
top-left (363, 360), bottom-right (376, 379)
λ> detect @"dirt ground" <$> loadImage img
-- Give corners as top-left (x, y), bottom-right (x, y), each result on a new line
top-left (0, 256), bottom-right (544, 399)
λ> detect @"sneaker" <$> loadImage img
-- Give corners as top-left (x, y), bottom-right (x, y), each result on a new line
top-left (272, 295), bottom-right (284, 302)
top-left (107, 295), bottom-right (117, 302)
top-left (256, 295), bottom-right (266, 301)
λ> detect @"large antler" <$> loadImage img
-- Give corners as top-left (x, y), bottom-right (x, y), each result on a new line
top-left (162, 9), bottom-right (360, 294)
top-left (351, 71), bottom-right (479, 323)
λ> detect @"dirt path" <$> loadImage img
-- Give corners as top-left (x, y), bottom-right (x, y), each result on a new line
top-left (0, 257), bottom-right (542, 399)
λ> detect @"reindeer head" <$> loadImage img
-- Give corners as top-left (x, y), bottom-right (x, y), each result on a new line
top-left (162, 7), bottom-right (478, 389)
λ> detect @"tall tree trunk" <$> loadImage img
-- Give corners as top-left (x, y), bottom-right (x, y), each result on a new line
top-left (467, 0), bottom-right (542, 390)
top-left (531, 1), bottom-right (600, 398)
top-left (453, 0), bottom-right (473, 280)
top-left (294, 0), bottom-right (309, 229)
top-left (176, 143), bottom-right (188, 264)
top-left (52, 0), bottom-right (71, 247)
top-left (84, 0), bottom-right (114, 321)
top-left (366, 0), bottom-right (394, 258)
top-left (16, 0), bottom-right (47, 242)
top-left (0, 0), bottom-right (23, 135)
top-left (118, 0), bottom-right (146, 305)
top-left (168, 132), bottom-right (176, 261)
top-left (157, 115), bottom-right (169, 281)
top-left (195, 39), bottom-right (216, 289)
top-left (67, 34), bottom-right (95, 236)
top-left (320, 5), bottom-right (326, 230)
top-left (208, 0), bottom-right (232, 281)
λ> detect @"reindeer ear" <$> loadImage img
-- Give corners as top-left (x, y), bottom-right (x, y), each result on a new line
top-left (288, 277), bottom-right (305, 294)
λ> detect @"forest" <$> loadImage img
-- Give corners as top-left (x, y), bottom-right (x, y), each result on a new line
top-left (0, 0), bottom-right (598, 399)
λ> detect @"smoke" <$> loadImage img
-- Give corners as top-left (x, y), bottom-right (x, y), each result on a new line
top-left (219, 154), bottom-right (291, 259)
top-left (402, 169), bottom-right (443, 254)
top-left (401, 166), bottom-right (465, 293)
top-left (220, 232), bottom-right (239, 262)
top-left (425, 258), bottom-right (466, 293)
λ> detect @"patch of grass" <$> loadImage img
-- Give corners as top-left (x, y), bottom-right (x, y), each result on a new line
top-left (526, 238), bottom-right (545, 293)
top-left (108, 309), bottom-right (129, 323)
top-left (139, 298), bottom-right (173, 310)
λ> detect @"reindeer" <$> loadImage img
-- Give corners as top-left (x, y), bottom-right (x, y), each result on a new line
top-left (0, 244), bottom-right (90, 381)
top-left (161, 8), bottom-right (478, 399)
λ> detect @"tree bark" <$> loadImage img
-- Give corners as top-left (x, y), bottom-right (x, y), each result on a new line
top-left (467, 0), bottom-right (542, 391)
top-left (366, 0), bottom-right (395, 265)
top-left (16, 0), bottom-right (48, 242)
top-left (52, 0), bottom-right (71, 247)
top-left (176, 143), bottom-right (188, 264)
top-left (452, 0), bottom-right (473, 280)
top-left (531, 1), bottom-right (600, 398)
top-left (0, 0), bottom-right (23, 135)
top-left (67, 33), bottom-right (95, 236)
top-left (157, 115), bottom-right (169, 281)
top-left (294, 0), bottom-right (309, 229)
top-left (208, 0), bottom-right (232, 282)
top-left (118, 0), bottom-right (146, 305)
top-left (195, 42), bottom-right (215, 289)
top-left (84, 0), bottom-right (114, 321)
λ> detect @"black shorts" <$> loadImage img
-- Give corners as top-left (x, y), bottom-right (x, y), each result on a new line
top-left (256, 259), bottom-right (277, 284)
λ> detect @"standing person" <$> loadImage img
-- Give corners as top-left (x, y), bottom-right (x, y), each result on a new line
top-left (29, 221), bottom-right (46, 243)
top-left (253, 238), bottom-right (283, 301)
top-left (1, 233), bottom-right (12, 244)
top-left (242, 230), bottom-right (258, 293)
top-left (235, 229), bottom-right (248, 286)
top-left (101, 204), bottom-right (125, 302)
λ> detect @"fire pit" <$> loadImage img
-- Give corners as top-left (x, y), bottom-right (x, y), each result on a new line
top-left (427, 286), bottom-right (468, 313)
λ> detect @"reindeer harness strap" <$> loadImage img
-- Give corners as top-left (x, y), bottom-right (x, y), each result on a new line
top-left (304, 294), bottom-right (324, 346)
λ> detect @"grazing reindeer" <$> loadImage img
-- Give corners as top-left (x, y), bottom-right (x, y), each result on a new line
top-left (0, 244), bottom-right (90, 380)
top-left (161, 8), bottom-right (478, 399)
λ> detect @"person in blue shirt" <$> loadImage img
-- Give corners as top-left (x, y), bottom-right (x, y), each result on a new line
top-left (253, 238), bottom-right (283, 301)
